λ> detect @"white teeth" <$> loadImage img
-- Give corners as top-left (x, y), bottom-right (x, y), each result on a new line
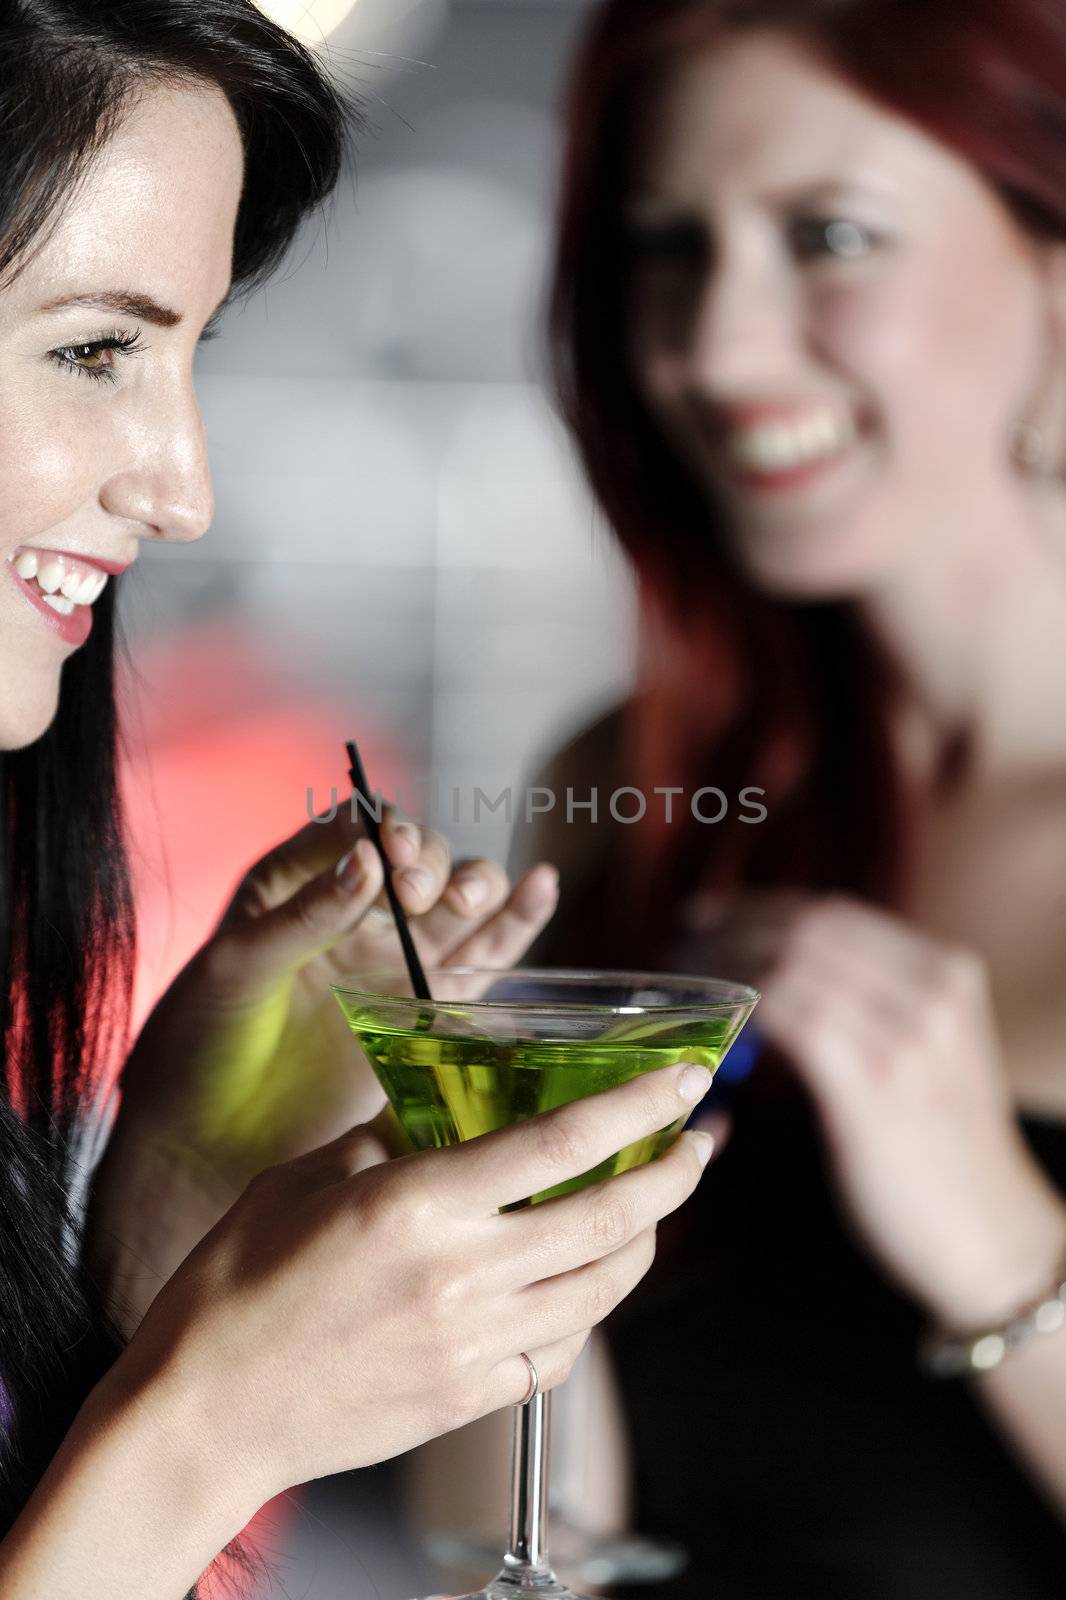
top-left (813, 412), bottom-right (838, 450)
top-left (42, 593), bottom-right (76, 616)
top-left (75, 572), bottom-right (106, 604)
top-left (726, 411), bottom-right (856, 474)
top-left (36, 560), bottom-right (65, 594)
top-left (8, 549), bottom-right (111, 608)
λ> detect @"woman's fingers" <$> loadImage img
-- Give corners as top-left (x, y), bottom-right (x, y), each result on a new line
top-left (380, 816), bottom-right (453, 914)
top-left (441, 864), bottom-right (560, 969)
top-left (778, 895), bottom-right (964, 1001)
top-left (224, 796), bottom-right (550, 982)
top-left (407, 857), bottom-right (513, 960)
top-left (513, 1228), bottom-right (659, 1354)
top-left (501, 1129), bottom-right (712, 1285)
top-left (379, 807), bottom-right (421, 867)
top-left (430, 1062), bottom-right (713, 1212)
top-left (223, 805), bottom-right (452, 923)
top-left (483, 1331), bottom-right (591, 1416)
top-left (691, 1109), bottom-right (732, 1158)
top-left (223, 814), bottom-right (461, 988)
top-left (287, 1121), bottom-right (393, 1184)
top-left (478, 1231), bottom-right (658, 1421)
top-left (206, 838), bottom-right (386, 994)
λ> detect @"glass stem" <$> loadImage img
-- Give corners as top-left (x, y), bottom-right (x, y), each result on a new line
top-left (507, 1391), bottom-right (552, 1573)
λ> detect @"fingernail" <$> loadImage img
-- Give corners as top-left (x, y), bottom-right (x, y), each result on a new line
top-left (391, 821), bottom-right (419, 854)
top-left (536, 864), bottom-right (560, 899)
top-left (691, 1131), bottom-right (716, 1168)
top-left (335, 844), bottom-right (368, 894)
top-left (453, 875), bottom-right (487, 911)
top-left (398, 866), bottom-right (432, 901)
top-left (678, 1063), bottom-right (713, 1104)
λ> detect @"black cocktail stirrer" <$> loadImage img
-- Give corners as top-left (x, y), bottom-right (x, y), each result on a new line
top-left (345, 739), bottom-right (433, 1003)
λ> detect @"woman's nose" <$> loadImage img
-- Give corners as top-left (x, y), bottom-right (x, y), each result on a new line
top-left (99, 391), bottom-right (213, 543)
top-left (680, 255), bottom-right (798, 398)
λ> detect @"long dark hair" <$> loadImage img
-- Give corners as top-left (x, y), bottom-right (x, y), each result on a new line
top-left (549, 0), bottom-right (1066, 963)
top-left (0, 0), bottom-right (349, 1547)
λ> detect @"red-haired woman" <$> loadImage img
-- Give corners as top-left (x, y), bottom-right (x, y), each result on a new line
top-left (523, 0), bottom-right (1066, 1590)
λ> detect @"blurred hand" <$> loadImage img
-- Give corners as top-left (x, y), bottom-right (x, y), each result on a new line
top-left (755, 896), bottom-right (1066, 1329)
top-left (688, 1109), bottom-right (732, 1159)
top-left (120, 1064), bottom-right (715, 1497)
top-left (676, 887), bottom-right (806, 990)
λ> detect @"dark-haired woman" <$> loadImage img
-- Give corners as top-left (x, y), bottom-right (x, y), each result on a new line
top-left (519, 0), bottom-right (1066, 1591)
top-left (0, 5), bottom-right (719, 1594)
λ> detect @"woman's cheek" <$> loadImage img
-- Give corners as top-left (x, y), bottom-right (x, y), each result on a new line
top-left (820, 239), bottom-right (1044, 442)
top-left (0, 395), bottom-right (92, 539)
top-left (808, 272), bottom-right (936, 393)
top-left (809, 268), bottom-right (1016, 478)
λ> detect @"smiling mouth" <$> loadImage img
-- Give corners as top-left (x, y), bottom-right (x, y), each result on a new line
top-left (712, 405), bottom-right (860, 491)
top-left (6, 547), bottom-right (110, 617)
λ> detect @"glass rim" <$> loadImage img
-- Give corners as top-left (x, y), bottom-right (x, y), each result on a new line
top-left (330, 965), bottom-right (760, 1017)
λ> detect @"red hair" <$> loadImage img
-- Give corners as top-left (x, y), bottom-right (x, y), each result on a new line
top-left (548, 0), bottom-right (1066, 962)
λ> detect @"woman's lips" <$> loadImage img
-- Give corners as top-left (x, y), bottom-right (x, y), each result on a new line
top-left (7, 561), bottom-right (94, 646)
top-left (728, 449), bottom-right (854, 496)
top-left (4, 547), bottom-right (115, 648)
top-left (709, 403), bottom-right (862, 498)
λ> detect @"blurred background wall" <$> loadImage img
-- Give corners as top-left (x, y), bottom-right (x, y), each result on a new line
top-left (120, 0), bottom-right (638, 1023)
top-left (120, 4), bottom-right (633, 1594)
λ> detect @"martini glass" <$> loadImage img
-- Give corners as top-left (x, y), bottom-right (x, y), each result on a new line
top-left (331, 967), bottom-right (758, 1600)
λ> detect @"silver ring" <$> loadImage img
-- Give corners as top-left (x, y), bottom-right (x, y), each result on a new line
top-left (518, 1351), bottom-right (539, 1406)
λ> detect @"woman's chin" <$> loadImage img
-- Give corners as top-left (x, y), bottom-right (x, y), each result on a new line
top-left (731, 533), bottom-right (901, 604)
top-left (0, 683), bottom-right (62, 752)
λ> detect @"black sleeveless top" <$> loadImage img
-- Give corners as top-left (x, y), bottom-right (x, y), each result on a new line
top-left (608, 1081), bottom-right (1066, 1598)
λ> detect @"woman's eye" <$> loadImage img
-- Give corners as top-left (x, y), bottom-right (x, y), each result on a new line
top-left (48, 330), bottom-right (144, 385)
top-left (789, 217), bottom-right (879, 262)
top-left (66, 344), bottom-right (114, 374)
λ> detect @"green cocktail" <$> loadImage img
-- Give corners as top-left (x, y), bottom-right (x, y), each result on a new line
top-left (331, 968), bottom-right (757, 1600)
top-left (348, 1019), bottom-right (738, 1204)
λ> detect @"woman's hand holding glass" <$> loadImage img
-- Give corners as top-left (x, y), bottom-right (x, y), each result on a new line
top-left (109, 1065), bottom-right (714, 1500)
top-left (92, 805), bottom-right (559, 1324)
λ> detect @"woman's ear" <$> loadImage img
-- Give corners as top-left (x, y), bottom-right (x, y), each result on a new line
top-left (1044, 248), bottom-right (1066, 481)
top-left (1011, 243), bottom-right (1066, 479)
top-left (1045, 244), bottom-right (1066, 342)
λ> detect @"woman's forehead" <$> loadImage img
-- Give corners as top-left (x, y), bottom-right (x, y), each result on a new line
top-left (631, 32), bottom-right (968, 212)
top-left (2, 83), bottom-right (242, 319)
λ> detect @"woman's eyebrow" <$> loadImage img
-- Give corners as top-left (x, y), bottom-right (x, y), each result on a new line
top-left (37, 288), bottom-right (183, 326)
top-left (36, 286), bottom-right (233, 328)
top-left (759, 176), bottom-right (899, 209)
